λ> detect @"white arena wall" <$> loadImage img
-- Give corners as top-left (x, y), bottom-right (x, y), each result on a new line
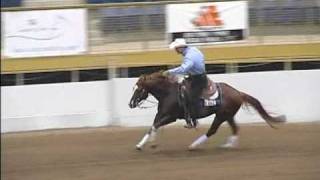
top-left (1, 70), bottom-right (320, 133)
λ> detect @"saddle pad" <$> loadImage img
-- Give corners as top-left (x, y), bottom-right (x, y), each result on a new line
top-left (203, 90), bottom-right (219, 107)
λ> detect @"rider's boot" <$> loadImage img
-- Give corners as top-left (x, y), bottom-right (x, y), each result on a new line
top-left (181, 86), bottom-right (197, 129)
top-left (182, 95), bottom-right (194, 129)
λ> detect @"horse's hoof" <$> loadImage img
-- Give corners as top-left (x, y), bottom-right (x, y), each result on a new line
top-left (150, 144), bottom-right (158, 149)
top-left (188, 146), bottom-right (197, 151)
top-left (135, 145), bottom-right (143, 151)
top-left (219, 143), bottom-right (238, 149)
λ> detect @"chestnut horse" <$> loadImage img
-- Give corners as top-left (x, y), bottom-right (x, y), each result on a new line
top-left (129, 72), bottom-right (285, 150)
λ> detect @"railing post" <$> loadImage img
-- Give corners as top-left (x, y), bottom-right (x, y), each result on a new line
top-left (71, 70), bottom-right (80, 82)
top-left (284, 61), bottom-right (292, 71)
top-left (226, 63), bottom-right (238, 73)
top-left (16, 73), bottom-right (24, 85)
top-left (107, 55), bottom-right (120, 126)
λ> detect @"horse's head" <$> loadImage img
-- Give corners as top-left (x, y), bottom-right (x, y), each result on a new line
top-left (129, 75), bottom-right (150, 108)
top-left (129, 72), bottom-right (173, 108)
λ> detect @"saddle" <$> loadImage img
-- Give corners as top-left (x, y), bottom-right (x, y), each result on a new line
top-left (178, 78), bottom-right (221, 108)
top-left (201, 78), bottom-right (218, 99)
top-left (201, 78), bottom-right (221, 107)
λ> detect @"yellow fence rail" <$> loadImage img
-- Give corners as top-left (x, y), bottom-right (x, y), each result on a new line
top-left (2, 43), bottom-right (320, 74)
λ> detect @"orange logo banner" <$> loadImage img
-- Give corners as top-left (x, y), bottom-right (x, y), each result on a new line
top-left (192, 5), bottom-right (224, 27)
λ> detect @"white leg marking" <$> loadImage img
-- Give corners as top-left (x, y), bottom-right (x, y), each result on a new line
top-left (136, 133), bottom-right (150, 150)
top-left (220, 135), bottom-right (239, 148)
top-left (189, 134), bottom-right (208, 150)
top-left (148, 126), bottom-right (157, 143)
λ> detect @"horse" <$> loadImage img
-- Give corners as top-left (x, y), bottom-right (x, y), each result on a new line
top-left (129, 71), bottom-right (286, 150)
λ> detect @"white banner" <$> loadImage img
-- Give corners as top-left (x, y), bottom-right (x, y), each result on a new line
top-left (166, 1), bottom-right (248, 44)
top-left (2, 9), bottom-right (87, 58)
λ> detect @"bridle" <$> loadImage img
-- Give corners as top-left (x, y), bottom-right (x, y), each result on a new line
top-left (132, 85), bottom-right (158, 109)
top-left (137, 99), bottom-right (158, 109)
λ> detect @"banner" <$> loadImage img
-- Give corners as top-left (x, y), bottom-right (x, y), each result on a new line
top-left (2, 9), bottom-right (87, 58)
top-left (166, 1), bottom-right (248, 45)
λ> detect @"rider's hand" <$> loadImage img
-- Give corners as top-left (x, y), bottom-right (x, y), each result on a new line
top-left (162, 71), bottom-right (170, 77)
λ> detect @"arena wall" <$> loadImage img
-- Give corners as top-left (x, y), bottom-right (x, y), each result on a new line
top-left (1, 70), bottom-right (320, 133)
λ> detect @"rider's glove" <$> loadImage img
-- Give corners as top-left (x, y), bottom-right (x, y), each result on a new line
top-left (162, 70), bottom-right (170, 77)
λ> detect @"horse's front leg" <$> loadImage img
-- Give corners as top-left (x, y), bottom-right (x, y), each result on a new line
top-left (136, 114), bottom-right (174, 150)
top-left (136, 126), bottom-right (157, 150)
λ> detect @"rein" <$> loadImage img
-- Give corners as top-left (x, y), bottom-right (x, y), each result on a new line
top-left (132, 84), bottom-right (158, 109)
top-left (137, 99), bottom-right (158, 109)
top-left (133, 73), bottom-right (175, 109)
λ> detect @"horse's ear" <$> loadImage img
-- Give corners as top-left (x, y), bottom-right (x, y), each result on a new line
top-left (138, 74), bottom-right (150, 87)
top-left (139, 74), bottom-right (146, 80)
top-left (137, 75), bottom-right (145, 85)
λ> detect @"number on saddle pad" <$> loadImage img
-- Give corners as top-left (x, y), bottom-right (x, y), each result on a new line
top-left (204, 99), bottom-right (217, 106)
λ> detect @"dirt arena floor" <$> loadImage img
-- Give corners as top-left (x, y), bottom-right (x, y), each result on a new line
top-left (2, 122), bottom-right (320, 180)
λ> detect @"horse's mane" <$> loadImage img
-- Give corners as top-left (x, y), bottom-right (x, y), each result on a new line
top-left (138, 71), bottom-right (178, 88)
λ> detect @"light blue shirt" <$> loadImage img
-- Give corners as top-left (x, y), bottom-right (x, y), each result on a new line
top-left (168, 47), bottom-right (206, 75)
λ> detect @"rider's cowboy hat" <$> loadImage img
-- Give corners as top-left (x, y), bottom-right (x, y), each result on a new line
top-left (169, 38), bottom-right (187, 49)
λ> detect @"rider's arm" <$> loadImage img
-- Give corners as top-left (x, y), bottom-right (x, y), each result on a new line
top-left (168, 57), bottom-right (194, 75)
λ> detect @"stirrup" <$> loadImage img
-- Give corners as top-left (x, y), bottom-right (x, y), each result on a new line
top-left (184, 123), bottom-right (195, 129)
top-left (192, 119), bottom-right (199, 127)
top-left (184, 118), bottom-right (193, 129)
top-left (184, 119), bottom-right (198, 129)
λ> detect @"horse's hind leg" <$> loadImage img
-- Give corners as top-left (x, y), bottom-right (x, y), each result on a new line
top-left (227, 117), bottom-right (239, 135)
top-left (220, 117), bottom-right (239, 148)
top-left (188, 115), bottom-right (225, 150)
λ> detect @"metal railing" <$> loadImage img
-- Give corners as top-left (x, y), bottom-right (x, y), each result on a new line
top-left (88, 1), bottom-right (320, 52)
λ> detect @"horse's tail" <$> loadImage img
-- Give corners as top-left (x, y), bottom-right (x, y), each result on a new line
top-left (241, 92), bottom-right (286, 128)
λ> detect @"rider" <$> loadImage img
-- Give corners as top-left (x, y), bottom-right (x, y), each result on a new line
top-left (163, 38), bottom-right (208, 128)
